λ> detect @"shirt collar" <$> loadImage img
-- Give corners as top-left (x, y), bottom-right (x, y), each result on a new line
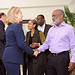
top-left (38, 23), bottom-right (45, 28)
top-left (53, 21), bottom-right (66, 28)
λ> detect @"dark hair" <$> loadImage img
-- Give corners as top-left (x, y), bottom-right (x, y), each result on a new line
top-left (37, 14), bottom-right (45, 19)
top-left (0, 13), bottom-right (4, 18)
top-left (31, 20), bottom-right (37, 29)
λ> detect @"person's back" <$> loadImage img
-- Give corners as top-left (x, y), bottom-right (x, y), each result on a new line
top-left (2, 6), bottom-right (37, 75)
top-left (3, 23), bottom-right (24, 64)
top-left (0, 12), bottom-right (6, 75)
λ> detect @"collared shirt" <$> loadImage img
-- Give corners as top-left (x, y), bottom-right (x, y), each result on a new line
top-left (38, 21), bottom-right (75, 62)
top-left (38, 23), bottom-right (45, 33)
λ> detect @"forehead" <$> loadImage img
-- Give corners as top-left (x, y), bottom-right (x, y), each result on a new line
top-left (37, 16), bottom-right (42, 18)
top-left (52, 10), bottom-right (60, 16)
top-left (28, 20), bottom-right (33, 23)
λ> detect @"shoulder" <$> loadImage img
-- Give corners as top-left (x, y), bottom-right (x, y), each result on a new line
top-left (7, 23), bottom-right (21, 28)
top-left (11, 23), bottom-right (22, 31)
top-left (12, 23), bottom-right (21, 27)
top-left (39, 30), bottom-right (43, 33)
top-left (64, 22), bottom-right (74, 31)
top-left (36, 30), bottom-right (44, 35)
top-left (0, 20), bottom-right (3, 24)
top-left (0, 20), bottom-right (4, 28)
top-left (7, 23), bottom-right (23, 34)
top-left (27, 31), bottom-right (31, 34)
top-left (39, 30), bottom-right (45, 36)
top-left (45, 24), bottom-right (52, 27)
top-left (26, 31), bottom-right (31, 36)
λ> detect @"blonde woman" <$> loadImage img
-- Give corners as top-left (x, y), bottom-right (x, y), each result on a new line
top-left (2, 6), bottom-right (38, 75)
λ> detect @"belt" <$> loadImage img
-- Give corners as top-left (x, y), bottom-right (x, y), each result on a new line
top-left (49, 51), bottom-right (69, 56)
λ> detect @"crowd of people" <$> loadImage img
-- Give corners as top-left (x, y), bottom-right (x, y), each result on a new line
top-left (0, 6), bottom-right (75, 75)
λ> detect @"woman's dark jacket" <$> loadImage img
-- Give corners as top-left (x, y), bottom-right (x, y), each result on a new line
top-left (2, 23), bottom-right (34, 64)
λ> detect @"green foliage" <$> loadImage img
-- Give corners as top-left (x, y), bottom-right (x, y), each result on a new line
top-left (64, 6), bottom-right (75, 27)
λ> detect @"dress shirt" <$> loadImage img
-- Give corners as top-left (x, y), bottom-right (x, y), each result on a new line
top-left (38, 21), bottom-right (75, 63)
top-left (38, 23), bottom-right (45, 33)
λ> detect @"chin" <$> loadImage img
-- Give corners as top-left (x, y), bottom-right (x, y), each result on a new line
top-left (28, 28), bottom-right (30, 30)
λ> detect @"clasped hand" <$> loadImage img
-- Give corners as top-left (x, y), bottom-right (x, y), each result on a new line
top-left (30, 43), bottom-right (39, 48)
top-left (33, 49), bottom-right (39, 57)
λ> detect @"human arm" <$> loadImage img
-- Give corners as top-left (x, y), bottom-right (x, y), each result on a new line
top-left (68, 27), bottom-right (75, 71)
top-left (38, 30), bottom-right (50, 53)
top-left (13, 23), bottom-right (34, 55)
top-left (30, 31), bottom-right (45, 48)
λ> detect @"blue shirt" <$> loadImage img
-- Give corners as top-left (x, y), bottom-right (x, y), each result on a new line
top-left (38, 21), bottom-right (75, 63)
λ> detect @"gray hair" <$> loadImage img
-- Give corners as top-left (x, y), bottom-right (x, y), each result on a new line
top-left (59, 9), bottom-right (65, 18)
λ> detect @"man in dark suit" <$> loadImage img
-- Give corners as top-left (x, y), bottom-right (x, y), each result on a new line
top-left (37, 14), bottom-right (52, 37)
top-left (37, 14), bottom-right (52, 75)
top-left (0, 12), bottom-right (6, 75)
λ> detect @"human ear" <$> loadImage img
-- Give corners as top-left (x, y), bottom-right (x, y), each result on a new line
top-left (15, 14), bottom-right (18, 18)
top-left (34, 24), bottom-right (36, 28)
top-left (60, 15), bottom-right (63, 19)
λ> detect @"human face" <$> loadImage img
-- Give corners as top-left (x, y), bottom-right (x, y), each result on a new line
top-left (53, 15), bottom-right (61, 25)
top-left (37, 16), bottom-right (44, 26)
top-left (16, 10), bottom-right (23, 23)
top-left (28, 21), bottom-right (35, 30)
top-left (52, 10), bottom-right (61, 26)
top-left (2, 14), bottom-right (6, 24)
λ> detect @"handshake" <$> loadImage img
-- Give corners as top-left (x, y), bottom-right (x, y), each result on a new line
top-left (33, 49), bottom-right (39, 57)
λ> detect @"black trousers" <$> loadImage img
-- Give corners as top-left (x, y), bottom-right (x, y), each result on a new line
top-left (47, 51), bottom-right (70, 75)
top-left (23, 52), bottom-right (47, 75)
top-left (0, 59), bottom-right (6, 75)
top-left (28, 52), bottom-right (46, 75)
top-left (23, 52), bottom-right (28, 75)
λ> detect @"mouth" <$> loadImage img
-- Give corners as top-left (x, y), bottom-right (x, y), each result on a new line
top-left (52, 19), bottom-right (55, 22)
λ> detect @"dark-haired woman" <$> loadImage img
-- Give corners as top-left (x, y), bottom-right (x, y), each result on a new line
top-left (25, 20), bottom-right (45, 75)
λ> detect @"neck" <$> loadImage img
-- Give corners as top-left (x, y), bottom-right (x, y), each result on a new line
top-left (40, 24), bottom-right (43, 27)
top-left (31, 29), bottom-right (35, 34)
top-left (57, 20), bottom-right (63, 27)
top-left (40, 22), bottom-right (44, 27)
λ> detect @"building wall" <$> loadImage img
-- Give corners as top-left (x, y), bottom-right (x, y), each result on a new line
top-left (0, 0), bottom-right (74, 30)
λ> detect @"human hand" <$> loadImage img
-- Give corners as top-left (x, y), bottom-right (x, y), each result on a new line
top-left (34, 49), bottom-right (39, 52)
top-left (68, 62), bottom-right (74, 71)
top-left (33, 50), bottom-right (39, 57)
top-left (30, 43), bottom-right (39, 48)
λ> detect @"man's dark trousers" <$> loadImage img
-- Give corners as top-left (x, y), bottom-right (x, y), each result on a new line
top-left (47, 51), bottom-right (70, 75)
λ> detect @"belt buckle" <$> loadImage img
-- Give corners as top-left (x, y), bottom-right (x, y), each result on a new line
top-left (53, 53), bottom-right (58, 56)
top-left (53, 53), bottom-right (56, 56)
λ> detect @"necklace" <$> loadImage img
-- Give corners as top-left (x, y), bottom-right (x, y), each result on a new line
top-left (31, 32), bottom-right (34, 37)
top-left (31, 34), bottom-right (33, 37)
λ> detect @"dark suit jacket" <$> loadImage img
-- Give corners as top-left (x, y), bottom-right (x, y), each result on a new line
top-left (2, 23), bottom-right (34, 64)
top-left (43, 24), bottom-right (52, 57)
top-left (44, 24), bottom-right (52, 37)
top-left (0, 20), bottom-right (6, 59)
